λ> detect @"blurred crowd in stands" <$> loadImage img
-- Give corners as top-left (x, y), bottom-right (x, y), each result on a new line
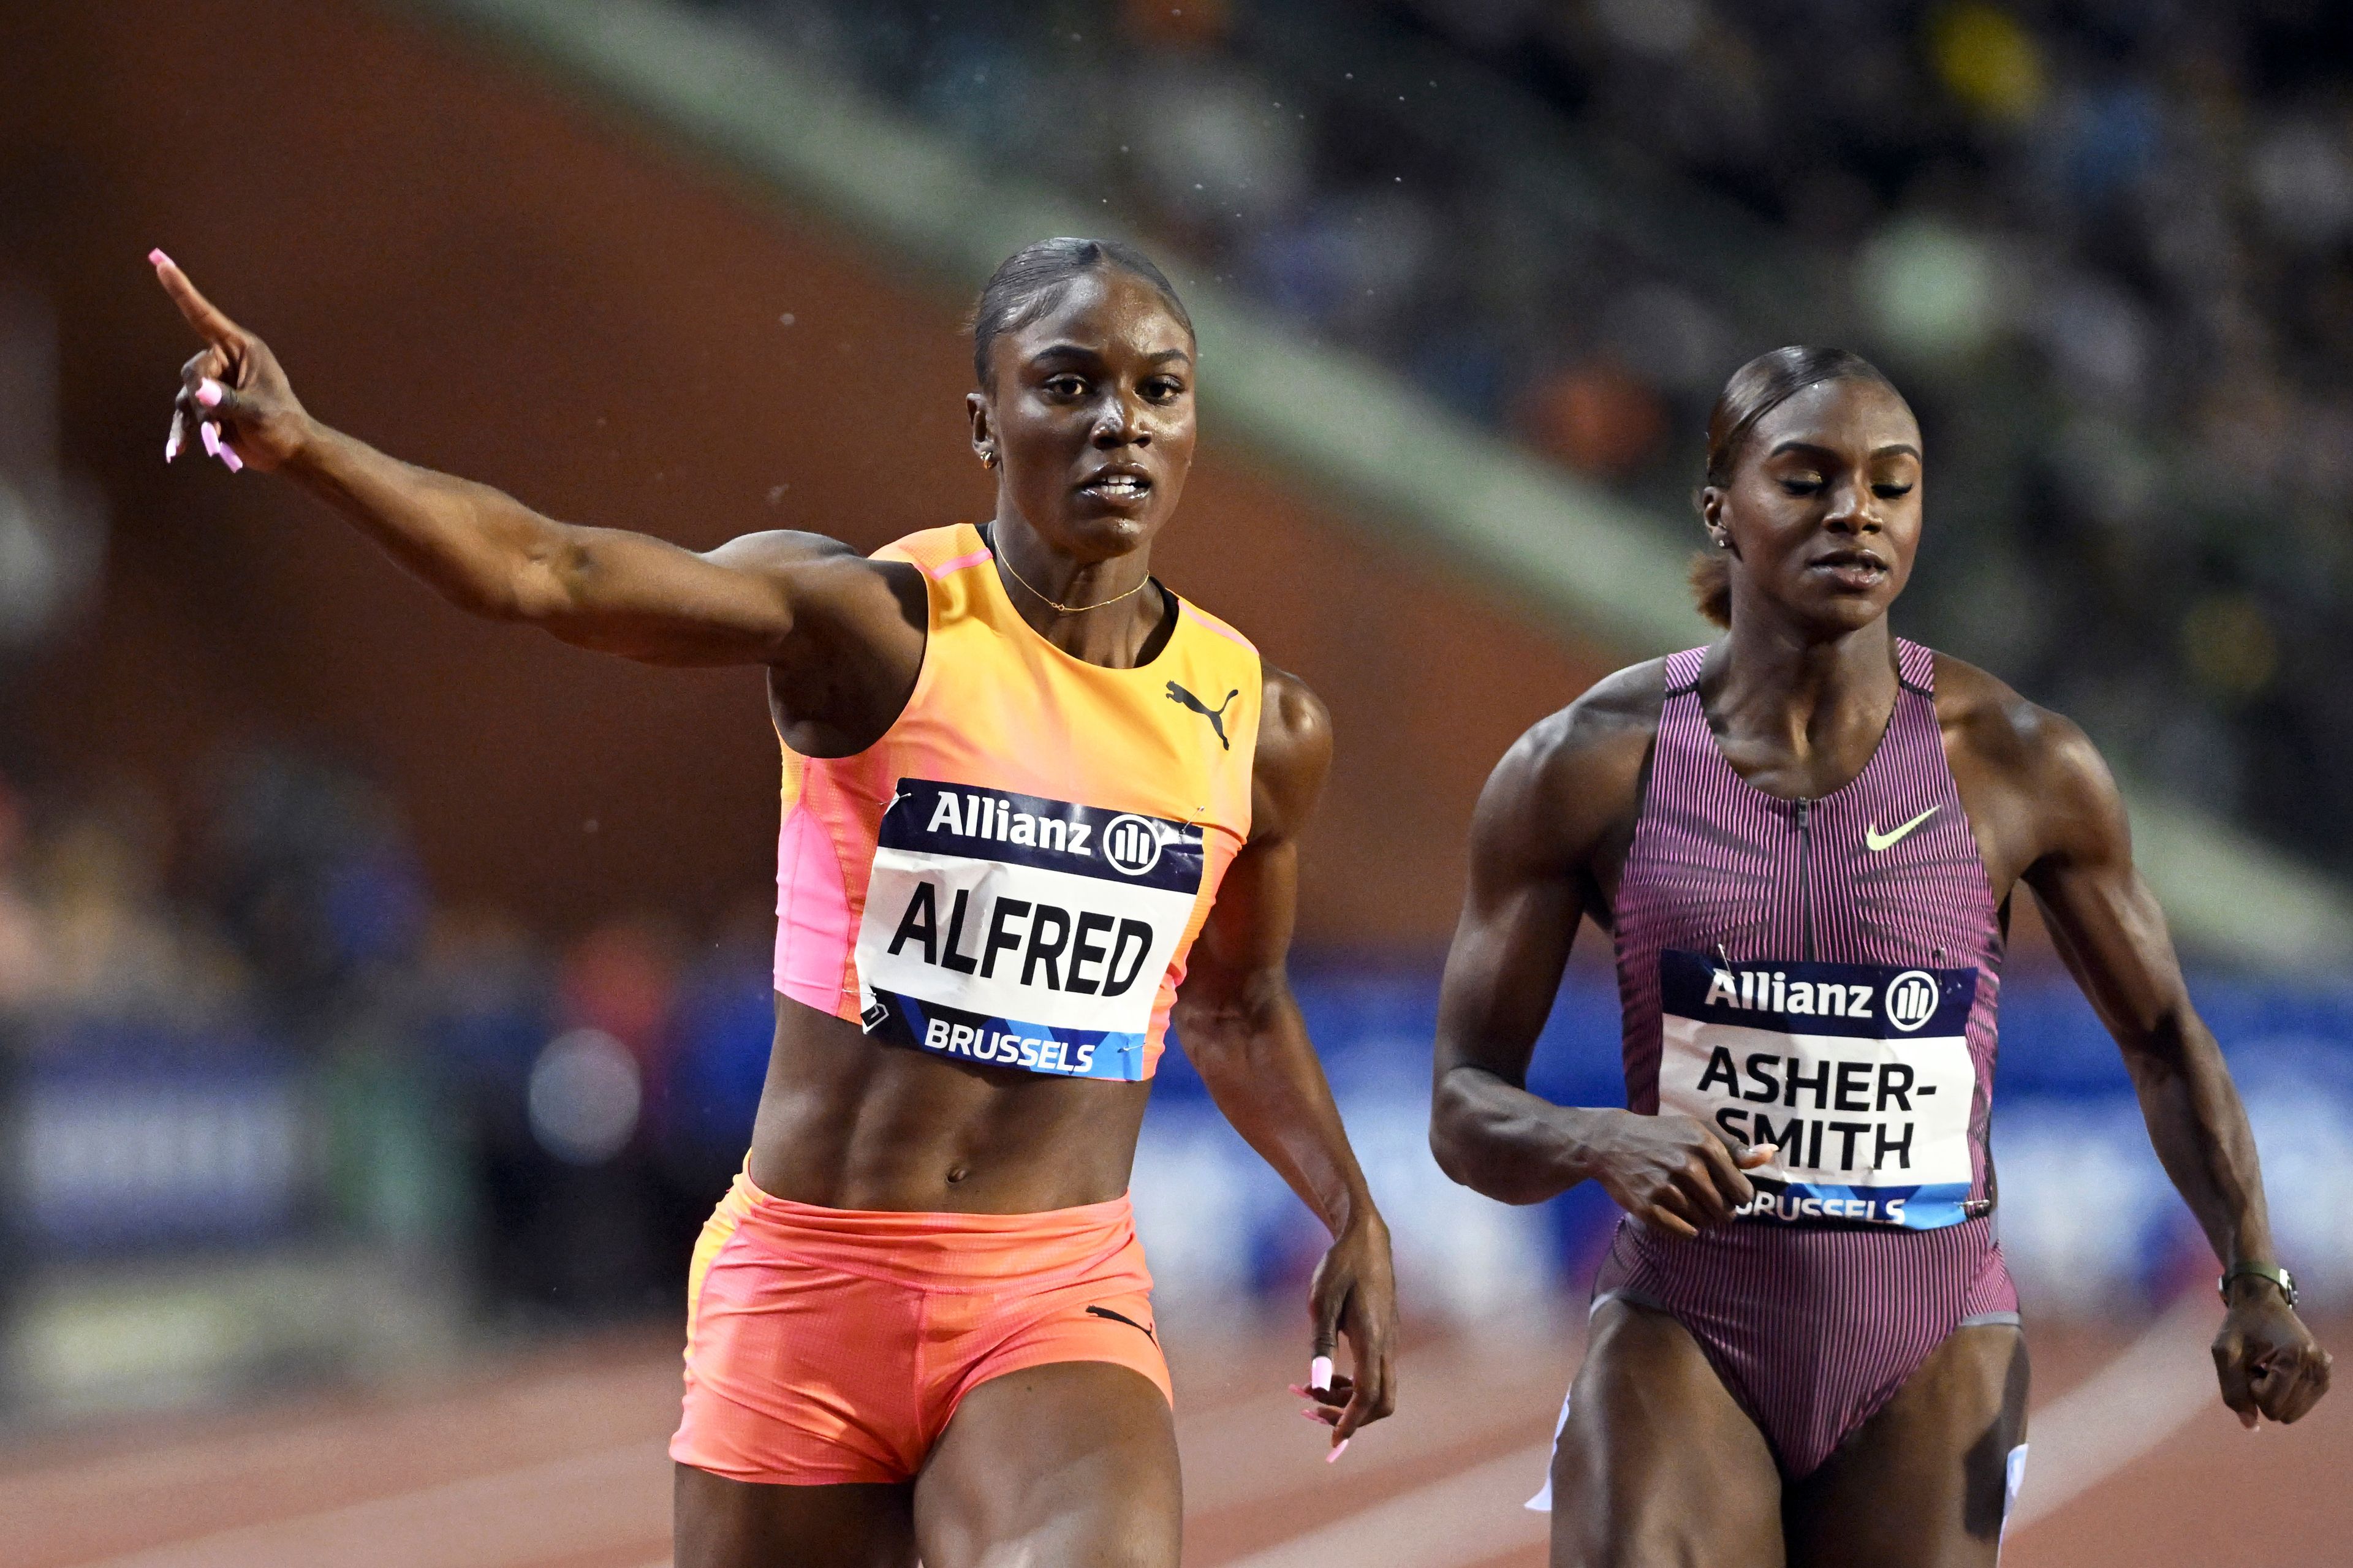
top-left (696, 0), bottom-right (2353, 877)
top-left (0, 753), bottom-right (773, 1326)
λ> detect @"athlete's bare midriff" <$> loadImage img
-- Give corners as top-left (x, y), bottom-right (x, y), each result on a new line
top-left (744, 995), bottom-right (1151, 1213)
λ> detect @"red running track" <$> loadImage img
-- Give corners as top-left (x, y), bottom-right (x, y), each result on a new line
top-left (3, 1308), bottom-right (2343, 1567)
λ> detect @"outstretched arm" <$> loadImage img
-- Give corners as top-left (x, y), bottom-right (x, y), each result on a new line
top-left (2020, 711), bottom-right (2332, 1426)
top-left (151, 253), bottom-right (921, 678)
top-left (1172, 669), bottom-right (1394, 1450)
top-left (1431, 676), bottom-right (1771, 1232)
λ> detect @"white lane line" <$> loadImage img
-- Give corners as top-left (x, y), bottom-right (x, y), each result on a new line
top-left (75, 1439), bottom-right (671, 1568)
top-left (1213, 1444), bottom-right (1554, 1568)
top-left (2009, 1292), bottom-right (2219, 1531)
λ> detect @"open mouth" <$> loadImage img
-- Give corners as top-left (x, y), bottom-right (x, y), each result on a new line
top-left (1078, 469), bottom-right (1153, 504)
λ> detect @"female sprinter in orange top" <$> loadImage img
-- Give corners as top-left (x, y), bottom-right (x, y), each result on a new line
top-left (152, 237), bottom-right (1396, 1568)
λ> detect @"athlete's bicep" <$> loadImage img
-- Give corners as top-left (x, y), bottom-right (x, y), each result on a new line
top-left (2020, 714), bottom-right (2194, 1048)
top-left (1436, 729), bottom-right (1591, 1085)
top-left (537, 528), bottom-right (915, 673)
top-left (1179, 668), bottom-right (1327, 1017)
top-left (1181, 833), bottom-right (1299, 1009)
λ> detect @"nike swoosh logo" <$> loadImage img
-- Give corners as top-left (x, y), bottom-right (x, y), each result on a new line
top-left (1085, 1304), bottom-right (1158, 1343)
top-left (1865, 806), bottom-right (1940, 852)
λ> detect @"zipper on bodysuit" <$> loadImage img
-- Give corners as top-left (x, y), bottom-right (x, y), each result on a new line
top-left (1795, 798), bottom-right (1814, 960)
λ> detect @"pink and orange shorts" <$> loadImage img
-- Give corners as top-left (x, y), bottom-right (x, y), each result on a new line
top-left (669, 1170), bottom-right (1172, 1487)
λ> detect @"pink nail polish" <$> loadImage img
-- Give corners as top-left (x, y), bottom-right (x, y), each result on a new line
top-left (200, 422), bottom-right (221, 458)
top-left (1325, 1439), bottom-right (1350, 1463)
top-left (196, 379), bottom-right (224, 409)
top-left (1310, 1356), bottom-right (1333, 1393)
top-left (148, 248), bottom-right (175, 269)
top-left (218, 443), bottom-right (244, 474)
top-left (165, 419), bottom-right (183, 462)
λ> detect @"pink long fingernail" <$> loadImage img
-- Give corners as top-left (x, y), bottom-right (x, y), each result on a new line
top-left (195, 379), bottom-right (224, 409)
top-left (200, 422), bottom-right (221, 458)
top-left (218, 442), bottom-right (244, 474)
top-left (165, 415), bottom-right (184, 461)
top-left (1325, 1438), bottom-right (1350, 1463)
top-left (148, 248), bottom-right (175, 269)
top-left (1310, 1356), bottom-right (1333, 1393)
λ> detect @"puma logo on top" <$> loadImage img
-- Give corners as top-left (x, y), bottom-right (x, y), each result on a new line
top-left (1165, 681), bottom-right (1240, 750)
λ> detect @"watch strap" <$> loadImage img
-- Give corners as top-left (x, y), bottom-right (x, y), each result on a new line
top-left (2218, 1260), bottom-right (2297, 1308)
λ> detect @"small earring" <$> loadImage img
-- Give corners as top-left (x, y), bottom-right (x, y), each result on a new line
top-left (979, 449), bottom-right (998, 469)
top-left (1712, 531), bottom-right (1730, 550)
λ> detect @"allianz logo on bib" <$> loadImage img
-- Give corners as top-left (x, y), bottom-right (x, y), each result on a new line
top-left (884, 779), bottom-right (1204, 895)
top-left (1101, 815), bottom-right (1164, 877)
top-left (1665, 950), bottom-right (1975, 1042)
top-left (1699, 964), bottom-right (1944, 1033)
top-left (926, 788), bottom-right (1097, 857)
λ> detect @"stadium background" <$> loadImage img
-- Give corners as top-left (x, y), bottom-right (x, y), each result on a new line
top-left (2, 1), bottom-right (2350, 1562)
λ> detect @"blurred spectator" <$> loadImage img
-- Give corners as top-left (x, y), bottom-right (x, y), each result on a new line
top-left (1520, 356), bottom-right (1668, 477)
top-left (198, 747), bottom-right (427, 1028)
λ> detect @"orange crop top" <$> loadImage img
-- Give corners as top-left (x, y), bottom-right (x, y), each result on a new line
top-left (770, 524), bottom-right (1262, 1081)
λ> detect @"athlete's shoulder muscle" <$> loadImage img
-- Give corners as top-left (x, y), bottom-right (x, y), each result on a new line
top-left (1249, 664), bottom-right (1332, 847)
top-left (1933, 650), bottom-right (2128, 894)
top-left (1474, 657), bottom-right (1667, 884)
top-left (737, 530), bottom-right (926, 752)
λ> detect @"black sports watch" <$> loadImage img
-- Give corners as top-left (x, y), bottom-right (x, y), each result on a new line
top-left (2218, 1260), bottom-right (2297, 1308)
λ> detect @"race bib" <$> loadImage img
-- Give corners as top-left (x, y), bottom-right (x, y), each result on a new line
top-left (1657, 949), bottom-right (1982, 1230)
top-left (854, 779), bottom-right (1204, 1081)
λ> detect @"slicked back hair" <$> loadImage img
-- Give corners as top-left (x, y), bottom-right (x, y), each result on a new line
top-left (1689, 346), bottom-right (1909, 627)
top-left (968, 237), bottom-right (1195, 387)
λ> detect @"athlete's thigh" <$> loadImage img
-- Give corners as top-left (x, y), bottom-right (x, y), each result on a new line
top-left (914, 1362), bottom-right (1181, 1568)
top-left (1551, 1298), bottom-right (1783, 1568)
top-left (1785, 1325), bottom-right (2028, 1568)
top-left (674, 1464), bottom-right (917, 1568)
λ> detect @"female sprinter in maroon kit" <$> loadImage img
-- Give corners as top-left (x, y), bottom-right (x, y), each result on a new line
top-left (1430, 347), bottom-right (2330, 1564)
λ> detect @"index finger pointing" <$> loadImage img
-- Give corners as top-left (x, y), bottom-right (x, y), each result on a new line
top-left (149, 251), bottom-right (241, 344)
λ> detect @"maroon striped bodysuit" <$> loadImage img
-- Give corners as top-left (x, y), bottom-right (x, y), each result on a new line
top-left (1590, 638), bottom-right (2018, 1479)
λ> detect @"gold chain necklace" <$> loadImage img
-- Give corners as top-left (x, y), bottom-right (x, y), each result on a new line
top-left (988, 529), bottom-right (1152, 615)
